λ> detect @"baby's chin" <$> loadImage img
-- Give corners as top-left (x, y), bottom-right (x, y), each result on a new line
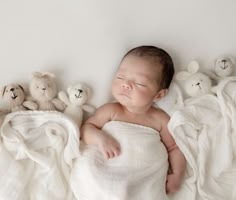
top-left (114, 93), bottom-right (132, 103)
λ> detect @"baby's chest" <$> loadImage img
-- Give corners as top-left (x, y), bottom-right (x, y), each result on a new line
top-left (113, 114), bottom-right (161, 132)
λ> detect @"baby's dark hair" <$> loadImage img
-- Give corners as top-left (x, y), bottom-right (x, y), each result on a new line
top-left (123, 45), bottom-right (175, 89)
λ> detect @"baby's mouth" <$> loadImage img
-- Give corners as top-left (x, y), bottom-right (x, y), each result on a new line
top-left (120, 92), bottom-right (130, 98)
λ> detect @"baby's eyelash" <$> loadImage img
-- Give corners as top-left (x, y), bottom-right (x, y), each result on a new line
top-left (136, 83), bottom-right (146, 87)
top-left (116, 77), bottom-right (124, 80)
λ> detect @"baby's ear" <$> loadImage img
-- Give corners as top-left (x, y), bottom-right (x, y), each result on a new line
top-left (154, 89), bottom-right (168, 101)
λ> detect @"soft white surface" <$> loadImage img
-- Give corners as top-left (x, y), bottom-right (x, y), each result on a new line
top-left (0, 111), bottom-right (80, 200)
top-left (168, 77), bottom-right (236, 200)
top-left (1, 0), bottom-right (236, 107)
top-left (1, 77), bottom-right (236, 199)
top-left (70, 121), bottom-right (169, 200)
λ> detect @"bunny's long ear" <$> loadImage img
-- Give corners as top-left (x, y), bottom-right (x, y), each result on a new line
top-left (187, 60), bottom-right (199, 74)
top-left (175, 71), bottom-right (191, 81)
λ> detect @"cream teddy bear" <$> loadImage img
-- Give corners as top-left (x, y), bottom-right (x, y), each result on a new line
top-left (58, 82), bottom-right (95, 127)
top-left (206, 57), bottom-right (235, 83)
top-left (176, 61), bottom-right (212, 98)
top-left (23, 72), bottom-right (65, 111)
top-left (0, 83), bottom-right (26, 113)
top-left (214, 57), bottom-right (235, 79)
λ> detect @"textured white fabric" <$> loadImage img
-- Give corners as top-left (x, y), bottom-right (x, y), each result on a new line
top-left (0, 111), bottom-right (80, 200)
top-left (70, 121), bottom-right (169, 200)
top-left (2, 76), bottom-right (236, 200)
top-left (168, 77), bottom-right (236, 200)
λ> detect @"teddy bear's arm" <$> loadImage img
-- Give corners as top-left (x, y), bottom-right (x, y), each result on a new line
top-left (23, 100), bottom-right (38, 110)
top-left (52, 98), bottom-right (66, 111)
top-left (82, 104), bottom-right (95, 113)
top-left (58, 91), bottom-right (71, 106)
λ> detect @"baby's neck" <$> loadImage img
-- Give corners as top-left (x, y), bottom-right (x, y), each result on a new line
top-left (122, 105), bottom-right (152, 115)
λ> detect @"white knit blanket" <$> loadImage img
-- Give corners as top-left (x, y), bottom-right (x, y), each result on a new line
top-left (70, 121), bottom-right (169, 200)
top-left (168, 77), bottom-right (236, 200)
top-left (0, 111), bottom-right (80, 200)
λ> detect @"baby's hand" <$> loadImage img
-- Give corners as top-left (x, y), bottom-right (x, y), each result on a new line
top-left (166, 173), bottom-right (183, 194)
top-left (98, 133), bottom-right (120, 160)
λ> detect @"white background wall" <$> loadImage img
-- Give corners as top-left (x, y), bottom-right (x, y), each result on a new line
top-left (0, 0), bottom-right (236, 107)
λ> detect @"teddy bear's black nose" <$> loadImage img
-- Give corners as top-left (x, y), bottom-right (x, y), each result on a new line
top-left (222, 59), bottom-right (226, 63)
top-left (10, 88), bottom-right (15, 92)
top-left (42, 88), bottom-right (46, 90)
top-left (78, 89), bottom-right (83, 93)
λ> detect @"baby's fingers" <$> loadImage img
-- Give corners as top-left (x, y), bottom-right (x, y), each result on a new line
top-left (105, 146), bottom-right (120, 159)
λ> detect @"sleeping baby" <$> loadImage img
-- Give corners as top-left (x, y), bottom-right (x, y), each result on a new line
top-left (71, 45), bottom-right (186, 199)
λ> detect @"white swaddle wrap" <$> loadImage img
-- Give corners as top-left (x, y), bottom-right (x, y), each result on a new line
top-left (70, 121), bottom-right (169, 200)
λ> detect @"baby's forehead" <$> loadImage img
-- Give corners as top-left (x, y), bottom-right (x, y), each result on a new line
top-left (119, 55), bottom-right (162, 73)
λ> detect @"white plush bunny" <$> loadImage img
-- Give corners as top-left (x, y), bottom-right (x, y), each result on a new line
top-left (176, 61), bottom-right (212, 97)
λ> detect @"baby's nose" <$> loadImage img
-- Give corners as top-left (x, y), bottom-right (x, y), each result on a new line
top-left (122, 82), bottom-right (131, 90)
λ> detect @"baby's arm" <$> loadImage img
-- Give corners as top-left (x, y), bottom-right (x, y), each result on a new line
top-left (80, 103), bottom-right (120, 159)
top-left (158, 111), bottom-right (186, 193)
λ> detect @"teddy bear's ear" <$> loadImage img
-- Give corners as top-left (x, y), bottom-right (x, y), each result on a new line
top-left (0, 86), bottom-right (6, 97)
top-left (175, 71), bottom-right (191, 81)
top-left (32, 72), bottom-right (43, 78)
top-left (67, 86), bottom-right (73, 94)
top-left (43, 72), bottom-right (55, 78)
top-left (32, 72), bottom-right (55, 79)
top-left (229, 57), bottom-right (235, 64)
top-left (18, 84), bottom-right (24, 92)
top-left (85, 87), bottom-right (91, 98)
top-left (187, 61), bottom-right (199, 74)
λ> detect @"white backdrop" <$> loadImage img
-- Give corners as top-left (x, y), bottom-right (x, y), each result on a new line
top-left (0, 0), bottom-right (236, 107)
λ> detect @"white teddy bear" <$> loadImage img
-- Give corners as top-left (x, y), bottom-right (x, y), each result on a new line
top-left (176, 61), bottom-right (212, 98)
top-left (214, 57), bottom-right (235, 78)
top-left (23, 72), bottom-right (65, 111)
top-left (0, 83), bottom-right (26, 113)
top-left (58, 82), bottom-right (95, 127)
top-left (207, 57), bottom-right (235, 82)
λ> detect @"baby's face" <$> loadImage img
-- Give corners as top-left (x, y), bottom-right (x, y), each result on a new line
top-left (112, 55), bottom-right (165, 112)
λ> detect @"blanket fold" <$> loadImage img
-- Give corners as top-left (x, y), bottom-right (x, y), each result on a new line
top-left (70, 121), bottom-right (169, 200)
top-left (168, 77), bottom-right (236, 200)
top-left (0, 111), bottom-right (80, 200)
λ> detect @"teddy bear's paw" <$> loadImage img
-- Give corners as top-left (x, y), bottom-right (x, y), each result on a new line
top-left (23, 101), bottom-right (38, 110)
top-left (52, 98), bottom-right (66, 111)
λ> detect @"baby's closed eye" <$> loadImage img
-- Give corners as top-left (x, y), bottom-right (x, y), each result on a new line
top-left (135, 82), bottom-right (146, 87)
top-left (116, 76), bottom-right (124, 80)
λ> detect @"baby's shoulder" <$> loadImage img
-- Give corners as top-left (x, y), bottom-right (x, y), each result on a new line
top-left (151, 107), bottom-right (170, 122)
top-left (100, 102), bottom-right (122, 110)
top-left (95, 102), bottom-right (122, 115)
